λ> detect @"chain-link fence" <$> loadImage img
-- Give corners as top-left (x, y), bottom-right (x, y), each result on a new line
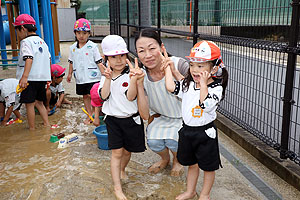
top-left (111, 0), bottom-right (300, 166)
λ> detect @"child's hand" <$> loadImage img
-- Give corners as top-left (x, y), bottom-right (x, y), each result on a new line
top-left (160, 44), bottom-right (175, 73)
top-left (19, 76), bottom-right (28, 88)
top-left (55, 102), bottom-right (62, 108)
top-left (199, 71), bottom-right (211, 87)
top-left (127, 58), bottom-right (143, 79)
top-left (93, 117), bottom-right (100, 126)
top-left (137, 72), bottom-right (145, 86)
top-left (103, 61), bottom-right (113, 79)
top-left (67, 74), bottom-right (72, 83)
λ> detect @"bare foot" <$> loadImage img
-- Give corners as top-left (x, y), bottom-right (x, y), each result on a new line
top-left (63, 98), bottom-right (72, 105)
top-left (148, 159), bottom-right (169, 173)
top-left (46, 106), bottom-right (51, 112)
top-left (114, 187), bottom-right (127, 200)
top-left (121, 170), bottom-right (128, 180)
top-left (170, 162), bottom-right (184, 176)
top-left (176, 191), bottom-right (197, 200)
top-left (199, 194), bottom-right (210, 200)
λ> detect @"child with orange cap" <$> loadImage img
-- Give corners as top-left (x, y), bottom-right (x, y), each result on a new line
top-left (45, 64), bottom-right (72, 114)
top-left (14, 14), bottom-right (51, 130)
top-left (164, 41), bottom-right (228, 200)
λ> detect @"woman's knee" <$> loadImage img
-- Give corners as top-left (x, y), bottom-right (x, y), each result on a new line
top-left (147, 139), bottom-right (165, 152)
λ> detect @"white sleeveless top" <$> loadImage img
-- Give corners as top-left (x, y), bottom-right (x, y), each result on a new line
top-left (16, 35), bottom-right (51, 81)
top-left (68, 40), bottom-right (102, 84)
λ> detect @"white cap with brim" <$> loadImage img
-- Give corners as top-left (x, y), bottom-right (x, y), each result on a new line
top-left (101, 35), bottom-right (129, 56)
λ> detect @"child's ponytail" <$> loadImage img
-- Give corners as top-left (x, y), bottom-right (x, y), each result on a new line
top-left (220, 67), bottom-right (228, 100)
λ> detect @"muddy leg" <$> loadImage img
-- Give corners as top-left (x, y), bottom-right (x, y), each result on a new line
top-left (176, 164), bottom-right (199, 200)
top-left (170, 151), bottom-right (184, 176)
top-left (121, 149), bottom-right (131, 180)
top-left (111, 148), bottom-right (127, 200)
top-left (198, 171), bottom-right (215, 200)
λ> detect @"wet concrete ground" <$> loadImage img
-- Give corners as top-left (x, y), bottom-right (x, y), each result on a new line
top-left (1, 42), bottom-right (300, 200)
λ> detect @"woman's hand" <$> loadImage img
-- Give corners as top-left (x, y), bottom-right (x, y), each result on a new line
top-left (160, 44), bottom-right (175, 73)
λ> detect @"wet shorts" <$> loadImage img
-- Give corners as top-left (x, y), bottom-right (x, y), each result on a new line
top-left (20, 81), bottom-right (47, 103)
top-left (177, 121), bottom-right (221, 171)
top-left (76, 81), bottom-right (99, 95)
top-left (105, 115), bottom-right (146, 153)
top-left (147, 139), bottom-right (178, 152)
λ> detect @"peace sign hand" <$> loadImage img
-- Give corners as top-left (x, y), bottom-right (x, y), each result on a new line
top-left (103, 61), bottom-right (113, 79)
top-left (160, 44), bottom-right (175, 73)
top-left (126, 58), bottom-right (143, 79)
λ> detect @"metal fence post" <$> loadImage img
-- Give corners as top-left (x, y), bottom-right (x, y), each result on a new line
top-left (280, 0), bottom-right (300, 159)
top-left (193, 0), bottom-right (199, 45)
top-left (157, 0), bottom-right (161, 40)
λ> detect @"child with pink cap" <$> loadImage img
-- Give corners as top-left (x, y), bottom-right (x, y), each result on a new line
top-left (45, 64), bottom-right (72, 114)
top-left (90, 82), bottom-right (103, 126)
top-left (67, 18), bottom-right (105, 124)
top-left (164, 41), bottom-right (228, 200)
top-left (14, 14), bottom-right (51, 130)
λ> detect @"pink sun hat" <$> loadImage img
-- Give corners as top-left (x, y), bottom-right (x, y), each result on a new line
top-left (90, 82), bottom-right (103, 107)
top-left (74, 18), bottom-right (91, 31)
top-left (51, 64), bottom-right (66, 78)
top-left (13, 14), bottom-right (36, 26)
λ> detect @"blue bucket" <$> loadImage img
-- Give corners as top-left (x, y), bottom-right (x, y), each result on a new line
top-left (93, 125), bottom-right (110, 150)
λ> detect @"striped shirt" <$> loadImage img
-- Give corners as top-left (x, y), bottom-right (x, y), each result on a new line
top-left (143, 56), bottom-right (189, 141)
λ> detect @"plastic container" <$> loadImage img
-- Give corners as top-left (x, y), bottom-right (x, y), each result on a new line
top-left (93, 125), bottom-right (110, 150)
top-left (57, 133), bottom-right (79, 148)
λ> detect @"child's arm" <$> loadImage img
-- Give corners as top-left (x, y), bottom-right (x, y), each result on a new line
top-left (100, 61), bottom-right (112, 99)
top-left (56, 92), bottom-right (65, 107)
top-left (165, 66), bottom-right (176, 93)
top-left (136, 74), bottom-right (149, 120)
top-left (1, 106), bottom-right (13, 126)
top-left (199, 71), bottom-right (210, 104)
top-left (93, 106), bottom-right (101, 126)
top-left (19, 59), bottom-right (33, 88)
top-left (67, 63), bottom-right (73, 83)
top-left (126, 58), bottom-right (142, 101)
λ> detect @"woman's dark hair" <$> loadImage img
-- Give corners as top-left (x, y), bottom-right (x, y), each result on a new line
top-left (134, 28), bottom-right (162, 48)
top-left (183, 59), bottom-right (228, 100)
top-left (15, 24), bottom-right (37, 32)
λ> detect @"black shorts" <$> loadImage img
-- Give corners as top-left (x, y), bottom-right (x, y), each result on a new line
top-left (177, 121), bottom-right (221, 171)
top-left (20, 81), bottom-right (47, 103)
top-left (76, 82), bottom-right (99, 95)
top-left (104, 115), bottom-right (146, 153)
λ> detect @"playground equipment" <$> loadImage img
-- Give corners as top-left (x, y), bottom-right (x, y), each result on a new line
top-left (0, 0), bottom-right (61, 69)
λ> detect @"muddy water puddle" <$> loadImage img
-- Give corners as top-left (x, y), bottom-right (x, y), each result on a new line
top-left (0, 101), bottom-right (187, 200)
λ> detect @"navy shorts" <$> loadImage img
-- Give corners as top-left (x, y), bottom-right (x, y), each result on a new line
top-left (177, 121), bottom-right (221, 171)
top-left (104, 115), bottom-right (146, 153)
top-left (76, 81), bottom-right (99, 95)
top-left (20, 81), bottom-right (47, 103)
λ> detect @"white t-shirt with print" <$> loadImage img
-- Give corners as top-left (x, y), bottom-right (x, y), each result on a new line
top-left (16, 35), bottom-right (51, 81)
top-left (49, 82), bottom-right (65, 95)
top-left (99, 68), bottom-right (138, 118)
top-left (68, 40), bottom-right (102, 84)
top-left (0, 78), bottom-right (21, 110)
top-left (176, 79), bottom-right (223, 127)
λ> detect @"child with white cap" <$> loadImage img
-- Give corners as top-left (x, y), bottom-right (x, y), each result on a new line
top-left (45, 64), bottom-right (72, 114)
top-left (67, 18), bottom-right (105, 124)
top-left (14, 14), bottom-right (51, 130)
top-left (164, 41), bottom-right (228, 200)
top-left (0, 78), bottom-right (22, 126)
top-left (99, 35), bottom-right (148, 200)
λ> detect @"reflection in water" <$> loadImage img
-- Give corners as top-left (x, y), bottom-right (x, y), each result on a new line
top-left (0, 102), bottom-right (187, 200)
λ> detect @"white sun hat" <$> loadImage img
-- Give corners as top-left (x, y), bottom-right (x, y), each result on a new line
top-left (101, 35), bottom-right (129, 56)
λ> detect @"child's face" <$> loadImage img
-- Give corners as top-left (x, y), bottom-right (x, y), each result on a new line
top-left (53, 76), bottom-right (63, 85)
top-left (189, 61), bottom-right (213, 81)
top-left (107, 54), bottom-right (127, 72)
top-left (16, 26), bottom-right (27, 40)
top-left (75, 31), bottom-right (90, 43)
top-left (136, 37), bottom-right (162, 69)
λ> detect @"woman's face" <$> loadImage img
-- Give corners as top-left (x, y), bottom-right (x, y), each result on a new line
top-left (136, 37), bottom-right (162, 70)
